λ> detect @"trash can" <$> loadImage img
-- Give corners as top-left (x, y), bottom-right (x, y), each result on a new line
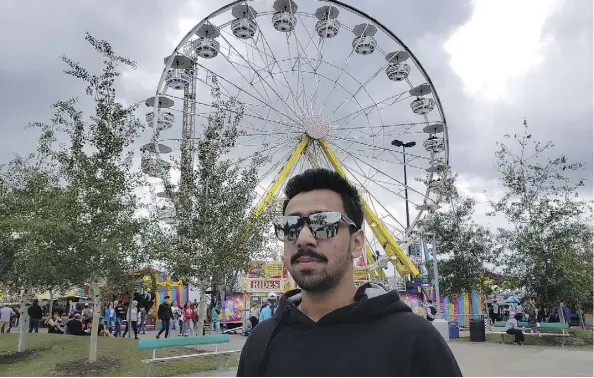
top-left (469, 318), bottom-right (486, 342)
top-left (448, 321), bottom-right (459, 339)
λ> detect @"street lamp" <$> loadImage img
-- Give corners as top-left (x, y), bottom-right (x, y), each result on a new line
top-left (390, 139), bottom-right (416, 242)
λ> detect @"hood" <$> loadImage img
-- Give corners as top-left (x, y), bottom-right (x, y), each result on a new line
top-left (255, 282), bottom-right (411, 375)
top-left (273, 282), bottom-right (411, 326)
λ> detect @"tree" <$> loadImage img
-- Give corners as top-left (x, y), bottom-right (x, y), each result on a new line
top-left (32, 33), bottom-right (154, 362)
top-left (0, 154), bottom-right (73, 352)
top-left (419, 192), bottom-right (494, 314)
top-left (156, 76), bottom-right (274, 333)
top-left (489, 120), bottom-right (593, 316)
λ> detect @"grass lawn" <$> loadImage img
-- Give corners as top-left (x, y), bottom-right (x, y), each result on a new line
top-left (452, 327), bottom-right (593, 348)
top-left (0, 333), bottom-right (239, 377)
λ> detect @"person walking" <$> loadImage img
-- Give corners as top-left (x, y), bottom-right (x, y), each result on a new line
top-left (183, 302), bottom-right (196, 336)
top-left (425, 300), bottom-right (437, 322)
top-left (123, 300), bottom-right (139, 339)
top-left (138, 305), bottom-right (147, 335)
top-left (114, 301), bottom-right (126, 337)
top-left (258, 293), bottom-right (279, 323)
top-left (27, 299), bottom-right (43, 333)
top-left (171, 301), bottom-right (180, 334)
top-left (0, 305), bottom-right (15, 334)
top-left (103, 302), bottom-right (115, 335)
top-left (81, 303), bottom-right (93, 330)
top-left (156, 296), bottom-right (173, 339)
top-left (237, 168), bottom-right (461, 376)
top-left (210, 301), bottom-right (221, 332)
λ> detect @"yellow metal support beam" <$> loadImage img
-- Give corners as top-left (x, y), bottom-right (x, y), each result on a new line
top-left (307, 148), bottom-right (319, 168)
top-left (254, 135), bottom-right (310, 217)
top-left (318, 139), bottom-right (420, 277)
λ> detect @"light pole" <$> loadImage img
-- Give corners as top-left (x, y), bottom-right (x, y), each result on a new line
top-left (391, 139), bottom-right (416, 254)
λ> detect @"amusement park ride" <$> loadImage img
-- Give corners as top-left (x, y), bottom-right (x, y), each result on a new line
top-left (141, 0), bottom-right (451, 288)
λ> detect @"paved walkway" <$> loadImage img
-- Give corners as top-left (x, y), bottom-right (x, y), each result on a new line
top-left (187, 334), bottom-right (593, 377)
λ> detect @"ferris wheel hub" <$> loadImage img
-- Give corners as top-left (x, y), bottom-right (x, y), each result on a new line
top-left (303, 114), bottom-right (330, 140)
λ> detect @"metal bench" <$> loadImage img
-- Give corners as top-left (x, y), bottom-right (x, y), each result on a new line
top-left (492, 321), bottom-right (570, 346)
top-left (136, 334), bottom-right (241, 376)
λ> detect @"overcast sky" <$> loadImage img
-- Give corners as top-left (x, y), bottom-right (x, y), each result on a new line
top-left (0, 0), bottom-right (591, 235)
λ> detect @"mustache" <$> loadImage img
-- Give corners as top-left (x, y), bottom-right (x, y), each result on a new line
top-left (291, 248), bottom-right (328, 264)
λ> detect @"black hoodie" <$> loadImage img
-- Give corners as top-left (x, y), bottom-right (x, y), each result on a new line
top-left (237, 283), bottom-right (461, 377)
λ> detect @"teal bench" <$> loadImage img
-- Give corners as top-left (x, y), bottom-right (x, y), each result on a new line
top-left (136, 334), bottom-right (241, 376)
top-left (492, 321), bottom-right (570, 346)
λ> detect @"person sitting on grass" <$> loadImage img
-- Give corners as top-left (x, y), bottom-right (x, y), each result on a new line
top-left (47, 313), bottom-right (65, 334)
top-left (505, 313), bottom-right (525, 345)
top-left (66, 314), bottom-right (88, 336)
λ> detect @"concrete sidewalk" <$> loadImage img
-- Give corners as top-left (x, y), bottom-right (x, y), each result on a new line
top-left (187, 335), bottom-right (593, 377)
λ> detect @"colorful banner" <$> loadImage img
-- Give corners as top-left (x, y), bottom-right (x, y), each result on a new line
top-left (401, 291), bottom-right (481, 327)
top-left (247, 261), bottom-right (288, 279)
top-left (221, 293), bottom-right (245, 323)
top-left (400, 293), bottom-right (426, 317)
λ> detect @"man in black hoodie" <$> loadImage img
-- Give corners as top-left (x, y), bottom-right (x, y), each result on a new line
top-left (27, 299), bottom-right (43, 333)
top-left (237, 169), bottom-right (461, 376)
top-left (156, 296), bottom-right (173, 339)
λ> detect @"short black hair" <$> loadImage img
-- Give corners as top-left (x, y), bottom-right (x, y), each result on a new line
top-left (164, 296), bottom-right (170, 300)
top-left (283, 168), bottom-right (364, 229)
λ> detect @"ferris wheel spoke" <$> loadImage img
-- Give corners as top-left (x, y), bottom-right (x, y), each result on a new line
top-left (331, 89), bottom-right (411, 126)
top-left (232, 31), bottom-right (305, 118)
top-left (332, 146), bottom-right (428, 172)
top-left (232, 137), bottom-right (297, 171)
top-left (326, 139), bottom-right (427, 201)
top-left (193, 62), bottom-right (300, 126)
top-left (327, 61), bottom-right (390, 121)
top-left (337, 155), bottom-right (413, 228)
top-left (162, 91), bottom-right (297, 134)
top-left (291, 14), bottom-right (329, 113)
top-left (244, 18), bottom-right (309, 120)
top-left (213, 32), bottom-right (302, 125)
top-left (288, 35), bottom-right (310, 113)
top-left (318, 49), bottom-right (356, 114)
top-left (330, 122), bottom-right (428, 132)
top-left (366, 191), bottom-right (407, 232)
top-left (194, 74), bottom-right (296, 135)
top-left (332, 134), bottom-right (431, 162)
top-left (285, 33), bottom-right (306, 115)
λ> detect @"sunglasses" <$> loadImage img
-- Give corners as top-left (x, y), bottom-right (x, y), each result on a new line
top-left (272, 211), bottom-right (358, 243)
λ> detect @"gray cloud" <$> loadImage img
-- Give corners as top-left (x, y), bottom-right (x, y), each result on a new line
top-left (0, 0), bottom-right (590, 237)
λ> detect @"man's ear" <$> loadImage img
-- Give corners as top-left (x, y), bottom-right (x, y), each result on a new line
top-left (350, 229), bottom-right (364, 259)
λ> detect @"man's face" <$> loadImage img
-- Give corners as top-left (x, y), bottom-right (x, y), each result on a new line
top-left (283, 189), bottom-right (364, 293)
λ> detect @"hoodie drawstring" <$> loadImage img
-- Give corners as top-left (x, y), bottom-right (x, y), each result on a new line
top-left (256, 305), bottom-right (291, 376)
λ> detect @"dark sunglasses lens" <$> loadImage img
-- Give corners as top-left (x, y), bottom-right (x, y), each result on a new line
top-left (309, 212), bottom-right (341, 239)
top-left (273, 216), bottom-right (302, 242)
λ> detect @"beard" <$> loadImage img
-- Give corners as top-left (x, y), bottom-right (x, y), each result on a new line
top-left (289, 243), bottom-right (352, 293)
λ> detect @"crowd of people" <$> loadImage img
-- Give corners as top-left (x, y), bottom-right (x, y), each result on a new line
top-left (488, 297), bottom-right (576, 345)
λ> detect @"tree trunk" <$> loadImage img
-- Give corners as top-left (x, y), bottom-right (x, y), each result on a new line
top-left (17, 285), bottom-right (32, 353)
top-left (198, 284), bottom-right (207, 335)
top-left (88, 281), bottom-right (101, 363)
top-left (127, 290), bottom-right (132, 339)
top-left (48, 289), bottom-right (54, 318)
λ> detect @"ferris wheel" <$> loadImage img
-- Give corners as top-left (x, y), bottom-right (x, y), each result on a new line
top-left (142, 0), bottom-right (450, 280)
